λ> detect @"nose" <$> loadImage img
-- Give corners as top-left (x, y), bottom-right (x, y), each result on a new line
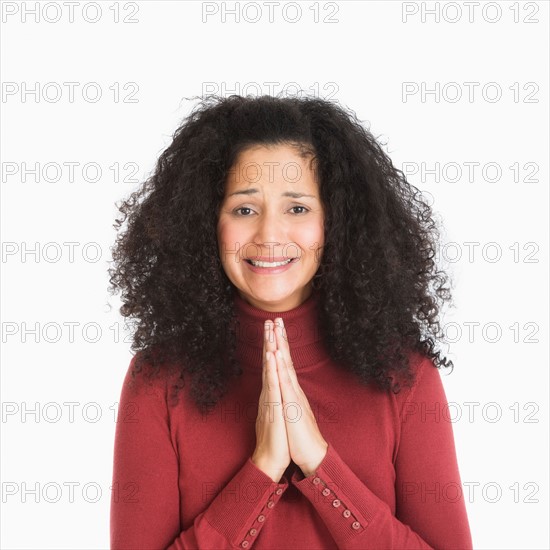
top-left (252, 208), bottom-right (282, 256)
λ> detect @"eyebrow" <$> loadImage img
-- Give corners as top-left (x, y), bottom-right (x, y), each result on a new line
top-left (226, 189), bottom-right (316, 199)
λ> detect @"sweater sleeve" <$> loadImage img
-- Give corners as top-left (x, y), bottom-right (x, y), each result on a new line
top-left (110, 357), bottom-right (289, 550)
top-left (290, 356), bottom-right (473, 549)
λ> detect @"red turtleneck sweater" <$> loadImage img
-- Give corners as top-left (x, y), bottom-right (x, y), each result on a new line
top-left (110, 289), bottom-right (472, 549)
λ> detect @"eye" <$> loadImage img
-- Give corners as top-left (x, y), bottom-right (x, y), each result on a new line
top-left (232, 205), bottom-right (310, 217)
top-left (233, 207), bottom-right (254, 216)
top-left (290, 206), bottom-right (309, 215)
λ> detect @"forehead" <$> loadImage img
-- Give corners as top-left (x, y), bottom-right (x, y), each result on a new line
top-left (226, 144), bottom-right (318, 190)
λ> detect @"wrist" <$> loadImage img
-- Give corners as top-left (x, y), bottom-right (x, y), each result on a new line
top-left (251, 455), bottom-right (285, 483)
top-left (299, 443), bottom-right (328, 477)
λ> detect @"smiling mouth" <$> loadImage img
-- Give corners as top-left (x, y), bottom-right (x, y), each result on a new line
top-left (245, 258), bottom-right (298, 267)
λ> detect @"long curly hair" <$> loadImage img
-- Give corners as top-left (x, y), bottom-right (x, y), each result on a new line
top-left (107, 94), bottom-right (455, 415)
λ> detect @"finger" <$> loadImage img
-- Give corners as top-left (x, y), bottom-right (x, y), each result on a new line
top-left (266, 350), bottom-right (284, 419)
top-left (263, 322), bottom-right (278, 375)
top-left (265, 320), bottom-right (276, 352)
top-left (273, 318), bottom-right (290, 361)
top-left (275, 342), bottom-right (314, 419)
top-left (274, 349), bottom-right (299, 406)
top-left (262, 321), bottom-right (270, 387)
top-left (274, 349), bottom-right (308, 426)
top-left (274, 318), bottom-right (299, 387)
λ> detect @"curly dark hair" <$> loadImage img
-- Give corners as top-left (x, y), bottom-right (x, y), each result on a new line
top-left (107, 94), bottom-right (455, 416)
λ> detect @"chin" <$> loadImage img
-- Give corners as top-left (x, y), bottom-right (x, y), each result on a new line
top-left (246, 289), bottom-right (296, 303)
top-left (239, 285), bottom-right (311, 309)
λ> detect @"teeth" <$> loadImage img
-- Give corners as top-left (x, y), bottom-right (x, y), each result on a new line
top-left (249, 258), bottom-right (293, 267)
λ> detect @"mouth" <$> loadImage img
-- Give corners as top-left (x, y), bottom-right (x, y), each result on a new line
top-left (245, 258), bottom-right (298, 268)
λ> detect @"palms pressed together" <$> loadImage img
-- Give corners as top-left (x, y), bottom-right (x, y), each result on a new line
top-left (251, 318), bottom-right (328, 482)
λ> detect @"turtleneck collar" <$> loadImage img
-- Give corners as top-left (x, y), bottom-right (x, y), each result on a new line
top-left (232, 287), bottom-right (330, 371)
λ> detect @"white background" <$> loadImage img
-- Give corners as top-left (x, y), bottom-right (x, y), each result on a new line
top-left (1, 1), bottom-right (548, 548)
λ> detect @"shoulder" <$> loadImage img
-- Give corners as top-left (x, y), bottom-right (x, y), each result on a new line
top-left (391, 350), bottom-right (444, 416)
top-left (408, 350), bottom-right (442, 389)
top-left (120, 349), bottom-right (183, 406)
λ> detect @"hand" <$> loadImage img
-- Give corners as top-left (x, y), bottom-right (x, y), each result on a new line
top-left (272, 317), bottom-right (328, 477)
top-left (251, 320), bottom-right (291, 483)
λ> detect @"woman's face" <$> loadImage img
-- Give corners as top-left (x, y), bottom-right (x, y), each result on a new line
top-left (217, 143), bottom-right (325, 312)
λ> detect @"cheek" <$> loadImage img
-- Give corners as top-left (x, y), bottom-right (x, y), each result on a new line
top-left (217, 219), bottom-right (236, 243)
top-left (293, 222), bottom-right (324, 260)
top-left (217, 218), bottom-right (249, 258)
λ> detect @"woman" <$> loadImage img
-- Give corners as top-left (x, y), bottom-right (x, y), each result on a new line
top-left (109, 95), bottom-right (473, 549)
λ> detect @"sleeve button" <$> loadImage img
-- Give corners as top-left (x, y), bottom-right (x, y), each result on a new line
top-left (312, 477), bottom-right (321, 484)
top-left (241, 541), bottom-right (249, 548)
top-left (249, 528), bottom-right (257, 536)
top-left (322, 488), bottom-right (331, 496)
top-left (343, 509), bottom-right (351, 518)
top-left (267, 500), bottom-right (275, 508)
top-left (257, 514), bottom-right (265, 522)
top-left (352, 521), bottom-right (361, 530)
top-left (332, 499), bottom-right (341, 507)
top-left (275, 488), bottom-right (283, 495)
